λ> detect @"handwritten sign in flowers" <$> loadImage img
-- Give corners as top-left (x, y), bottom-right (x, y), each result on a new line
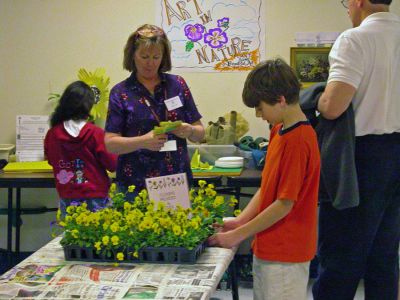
top-left (156, 0), bottom-right (266, 72)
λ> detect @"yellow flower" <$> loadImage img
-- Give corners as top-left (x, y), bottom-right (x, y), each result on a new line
top-left (198, 180), bottom-right (207, 188)
top-left (56, 209), bottom-right (61, 221)
top-left (159, 217), bottom-right (171, 228)
top-left (133, 251), bottom-right (139, 258)
top-left (102, 236), bottom-right (110, 246)
top-left (116, 252), bottom-right (124, 261)
top-left (139, 216), bottom-right (153, 231)
top-left (205, 188), bottom-right (216, 197)
top-left (66, 206), bottom-right (75, 215)
top-left (139, 189), bottom-right (148, 199)
top-left (109, 183), bottom-right (117, 193)
top-left (157, 201), bottom-right (165, 211)
top-left (207, 183), bottom-right (215, 189)
top-left (110, 222), bottom-right (120, 233)
top-left (190, 218), bottom-right (199, 229)
top-left (189, 189), bottom-right (195, 200)
top-left (177, 211), bottom-right (186, 220)
top-left (128, 185), bottom-right (135, 193)
top-left (94, 241), bottom-right (102, 251)
top-left (111, 235), bottom-right (120, 246)
top-left (124, 202), bottom-right (132, 211)
top-left (75, 213), bottom-right (87, 225)
top-left (234, 209), bottom-right (241, 217)
top-left (59, 221), bottom-right (66, 227)
top-left (229, 196), bottom-right (238, 207)
top-left (173, 225), bottom-right (182, 236)
top-left (151, 223), bottom-right (162, 234)
top-left (213, 196), bottom-right (224, 208)
top-left (71, 229), bottom-right (79, 239)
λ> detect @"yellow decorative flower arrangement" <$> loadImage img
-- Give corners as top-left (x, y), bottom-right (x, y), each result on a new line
top-left (77, 68), bottom-right (110, 120)
top-left (48, 67), bottom-right (110, 121)
top-left (55, 181), bottom-right (240, 262)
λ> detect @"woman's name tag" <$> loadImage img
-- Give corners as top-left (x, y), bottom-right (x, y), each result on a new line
top-left (164, 96), bottom-right (182, 111)
top-left (160, 140), bottom-right (177, 152)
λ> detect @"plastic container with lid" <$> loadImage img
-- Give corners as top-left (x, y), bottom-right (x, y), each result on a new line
top-left (0, 144), bottom-right (15, 161)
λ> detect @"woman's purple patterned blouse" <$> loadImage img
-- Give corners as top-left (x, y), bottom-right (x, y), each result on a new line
top-left (105, 73), bottom-right (202, 191)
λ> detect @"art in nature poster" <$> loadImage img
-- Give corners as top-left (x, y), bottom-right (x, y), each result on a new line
top-left (156, 0), bottom-right (266, 72)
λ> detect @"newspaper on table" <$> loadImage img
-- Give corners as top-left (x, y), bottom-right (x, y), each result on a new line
top-left (0, 282), bottom-right (51, 299)
top-left (0, 235), bottom-right (235, 299)
top-left (42, 282), bottom-right (129, 299)
top-left (0, 264), bottom-right (64, 283)
top-left (167, 265), bottom-right (216, 287)
top-left (51, 264), bottom-right (137, 284)
top-left (154, 285), bottom-right (209, 300)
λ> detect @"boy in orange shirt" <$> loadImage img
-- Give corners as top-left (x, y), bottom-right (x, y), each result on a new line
top-left (208, 58), bottom-right (320, 300)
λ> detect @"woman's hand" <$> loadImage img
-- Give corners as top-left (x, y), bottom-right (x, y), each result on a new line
top-left (171, 123), bottom-right (193, 139)
top-left (142, 131), bottom-right (167, 151)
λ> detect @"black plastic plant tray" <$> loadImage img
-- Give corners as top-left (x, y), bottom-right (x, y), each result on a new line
top-left (63, 241), bottom-right (206, 264)
top-left (137, 241), bottom-right (206, 264)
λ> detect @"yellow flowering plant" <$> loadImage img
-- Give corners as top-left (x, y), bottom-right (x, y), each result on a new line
top-left (55, 181), bottom-right (240, 262)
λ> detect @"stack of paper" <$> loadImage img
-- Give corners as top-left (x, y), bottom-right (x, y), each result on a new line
top-left (3, 161), bottom-right (53, 173)
top-left (295, 32), bottom-right (340, 46)
top-left (16, 115), bottom-right (49, 161)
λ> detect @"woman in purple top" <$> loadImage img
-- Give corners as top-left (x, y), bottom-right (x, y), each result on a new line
top-left (105, 24), bottom-right (205, 192)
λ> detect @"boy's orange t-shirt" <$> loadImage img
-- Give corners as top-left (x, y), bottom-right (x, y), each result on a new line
top-left (252, 121), bottom-right (320, 262)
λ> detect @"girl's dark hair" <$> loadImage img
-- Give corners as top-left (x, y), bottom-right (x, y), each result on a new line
top-left (50, 81), bottom-right (94, 127)
top-left (242, 58), bottom-right (301, 107)
top-left (123, 24), bottom-right (172, 73)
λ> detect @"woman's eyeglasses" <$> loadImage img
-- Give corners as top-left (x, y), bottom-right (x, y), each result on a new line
top-left (341, 0), bottom-right (349, 9)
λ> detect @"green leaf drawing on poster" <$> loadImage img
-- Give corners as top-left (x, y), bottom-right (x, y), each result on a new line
top-left (185, 41), bottom-right (194, 52)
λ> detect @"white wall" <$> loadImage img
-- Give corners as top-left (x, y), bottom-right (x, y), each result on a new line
top-left (2, 0), bottom-right (399, 143)
top-left (1, 0), bottom-right (399, 251)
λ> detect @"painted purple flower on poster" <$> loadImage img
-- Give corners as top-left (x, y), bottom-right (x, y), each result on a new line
top-left (204, 28), bottom-right (228, 49)
top-left (184, 24), bottom-right (205, 42)
top-left (217, 17), bottom-right (230, 28)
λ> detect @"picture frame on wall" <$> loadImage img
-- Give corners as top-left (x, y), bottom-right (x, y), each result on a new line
top-left (290, 47), bottom-right (331, 89)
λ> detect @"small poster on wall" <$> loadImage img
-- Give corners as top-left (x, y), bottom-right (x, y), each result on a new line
top-left (155, 0), bottom-right (266, 72)
top-left (145, 173), bottom-right (190, 209)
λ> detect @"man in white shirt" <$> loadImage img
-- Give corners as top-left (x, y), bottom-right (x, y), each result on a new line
top-left (312, 0), bottom-right (400, 299)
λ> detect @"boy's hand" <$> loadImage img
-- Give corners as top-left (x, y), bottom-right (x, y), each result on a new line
top-left (207, 231), bottom-right (241, 249)
top-left (212, 217), bottom-right (240, 233)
